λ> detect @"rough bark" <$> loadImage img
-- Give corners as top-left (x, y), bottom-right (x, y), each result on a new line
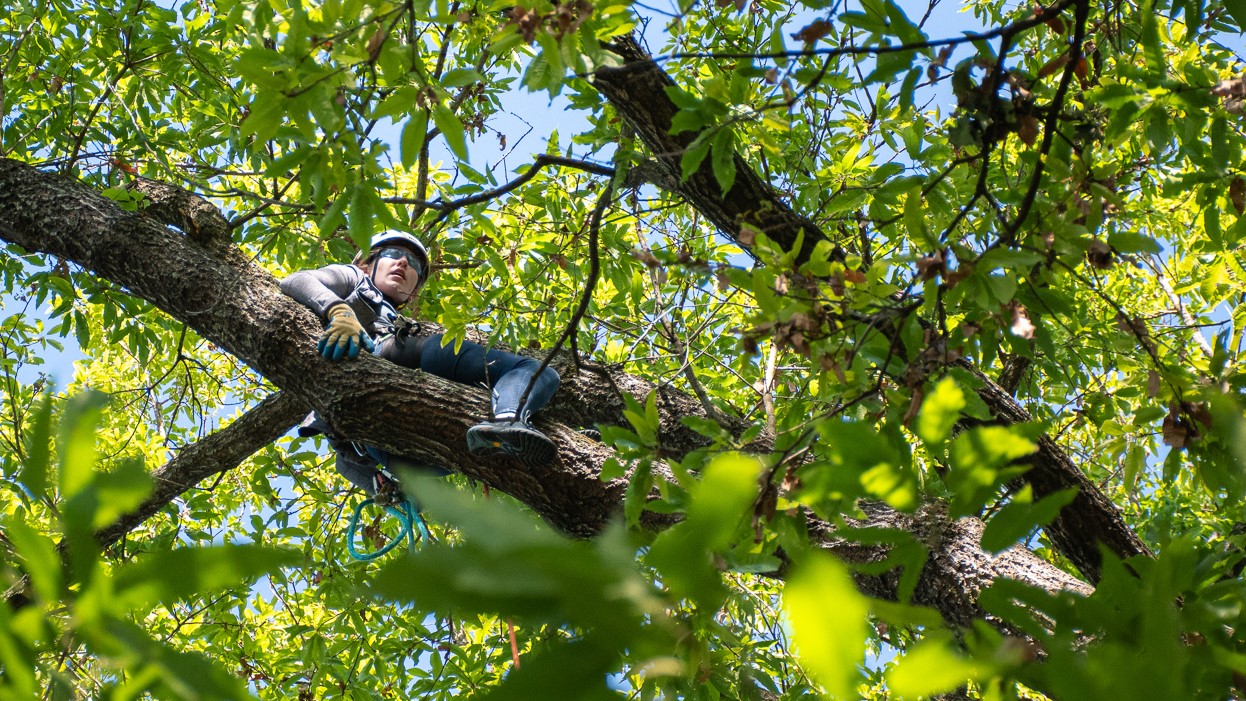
top-left (0, 157), bottom-right (1089, 630)
top-left (591, 36), bottom-right (1148, 582)
top-left (964, 363), bottom-right (1150, 582)
top-left (827, 501), bottom-right (1092, 629)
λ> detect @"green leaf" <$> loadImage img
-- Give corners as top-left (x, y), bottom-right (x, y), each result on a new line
top-left (18, 392), bottom-right (53, 501)
top-left (432, 105), bottom-right (468, 160)
top-left (621, 391), bottom-right (659, 445)
top-left (784, 553), bottom-right (868, 699)
top-left (887, 634), bottom-right (992, 699)
top-left (58, 391), bottom-right (108, 502)
top-left (1140, 0), bottom-right (1165, 80)
top-left (946, 426), bottom-right (1037, 517)
top-left (235, 48), bottom-right (293, 89)
top-left (681, 415), bottom-right (730, 442)
top-left (860, 461), bottom-right (920, 511)
top-left (865, 49), bottom-right (916, 85)
top-left (348, 184), bottom-right (373, 251)
top-left (317, 193), bottom-right (349, 237)
top-left (980, 487), bottom-right (1079, 552)
top-left (882, 0), bottom-right (927, 44)
top-left (0, 603), bottom-right (37, 696)
top-left (1212, 115), bottom-right (1230, 167)
top-left (898, 67), bottom-right (920, 112)
top-left (625, 459), bottom-right (654, 527)
top-left (978, 578), bottom-right (1063, 641)
top-left (88, 455), bottom-right (153, 531)
top-left (840, 10), bottom-right (887, 33)
top-left (680, 132), bottom-right (712, 181)
top-left (112, 544), bottom-right (301, 610)
top-left (73, 310), bottom-right (91, 349)
top-left (372, 479), bottom-right (661, 644)
top-left (472, 638), bottom-right (616, 701)
top-left (1224, 0), bottom-right (1246, 27)
top-left (3, 517), bottom-right (62, 602)
top-left (533, 31), bottom-right (565, 94)
top-left (372, 86), bottom-right (422, 119)
top-left (665, 85), bottom-right (703, 109)
top-left (489, 28), bottom-right (525, 56)
top-left (903, 183), bottom-right (931, 248)
top-left (440, 67), bottom-right (484, 87)
top-left (400, 111), bottom-right (429, 169)
top-left (264, 146), bottom-right (310, 178)
top-left (684, 452), bottom-right (762, 551)
top-left (643, 390), bottom-right (660, 435)
top-left (669, 109), bottom-right (708, 136)
top-left (97, 618), bottom-right (256, 700)
top-left (1108, 231), bottom-right (1162, 254)
top-left (1146, 107), bottom-right (1170, 155)
top-left (916, 377), bottom-right (965, 448)
top-left (810, 420), bottom-right (912, 507)
top-left (240, 93), bottom-right (286, 142)
top-left (646, 453), bottom-right (762, 604)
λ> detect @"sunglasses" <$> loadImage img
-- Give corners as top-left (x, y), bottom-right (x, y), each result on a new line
top-left (374, 247), bottom-right (426, 278)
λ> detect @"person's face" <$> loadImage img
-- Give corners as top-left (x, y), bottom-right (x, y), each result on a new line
top-left (369, 246), bottom-right (423, 303)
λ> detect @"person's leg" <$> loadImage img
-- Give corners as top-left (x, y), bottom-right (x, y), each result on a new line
top-left (487, 356), bottom-right (560, 420)
top-left (375, 331), bottom-right (426, 368)
top-left (331, 439), bottom-right (386, 495)
top-left (417, 335), bottom-right (559, 416)
top-left (417, 334), bottom-right (560, 466)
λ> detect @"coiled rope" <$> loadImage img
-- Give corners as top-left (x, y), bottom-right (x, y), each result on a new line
top-left (346, 497), bottom-right (432, 561)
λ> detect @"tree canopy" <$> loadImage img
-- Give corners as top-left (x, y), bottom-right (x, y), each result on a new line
top-left (2, 0), bottom-right (1246, 697)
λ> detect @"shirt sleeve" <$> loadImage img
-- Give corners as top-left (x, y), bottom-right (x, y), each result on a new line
top-left (280, 264), bottom-right (364, 319)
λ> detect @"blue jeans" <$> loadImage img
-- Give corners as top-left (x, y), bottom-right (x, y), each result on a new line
top-left (376, 333), bottom-right (560, 419)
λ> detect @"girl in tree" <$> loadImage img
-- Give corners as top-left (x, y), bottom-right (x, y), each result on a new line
top-left (281, 231), bottom-right (560, 495)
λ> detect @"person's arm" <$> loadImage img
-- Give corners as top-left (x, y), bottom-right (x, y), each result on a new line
top-left (281, 265), bottom-right (374, 360)
top-left (279, 264), bottom-right (362, 319)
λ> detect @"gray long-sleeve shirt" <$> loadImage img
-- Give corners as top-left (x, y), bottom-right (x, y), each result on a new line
top-left (280, 264), bottom-right (401, 338)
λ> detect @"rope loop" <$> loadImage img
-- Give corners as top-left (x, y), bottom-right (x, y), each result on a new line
top-left (346, 497), bottom-right (431, 561)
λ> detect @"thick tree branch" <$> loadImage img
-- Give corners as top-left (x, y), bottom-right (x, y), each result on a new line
top-left (130, 176), bottom-right (233, 250)
top-left (0, 158), bottom-right (1089, 630)
top-left (592, 36), bottom-right (829, 265)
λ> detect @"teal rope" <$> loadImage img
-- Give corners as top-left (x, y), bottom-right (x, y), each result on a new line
top-left (346, 497), bottom-right (429, 561)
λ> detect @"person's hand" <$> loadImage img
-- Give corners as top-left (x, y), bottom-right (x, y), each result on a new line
top-left (318, 305), bottom-right (375, 360)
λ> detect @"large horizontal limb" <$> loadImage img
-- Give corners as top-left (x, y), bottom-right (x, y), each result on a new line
top-left (0, 157), bottom-right (1088, 630)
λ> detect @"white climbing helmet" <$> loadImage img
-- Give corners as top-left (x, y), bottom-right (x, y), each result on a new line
top-left (366, 231), bottom-right (430, 284)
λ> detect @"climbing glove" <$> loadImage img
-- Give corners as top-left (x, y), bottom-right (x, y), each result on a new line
top-left (318, 304), bottom-right (374, 360)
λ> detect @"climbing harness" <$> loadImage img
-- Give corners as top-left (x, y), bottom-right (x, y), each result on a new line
top-left (345, 469), bottom-right (434, 561)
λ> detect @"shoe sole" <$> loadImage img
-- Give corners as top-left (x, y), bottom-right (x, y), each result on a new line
top-left (466, 424), bottom-right (557, 468)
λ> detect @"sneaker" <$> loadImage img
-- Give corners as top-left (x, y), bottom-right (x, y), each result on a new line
top-left (465, 419), bottom-right (557, 467)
